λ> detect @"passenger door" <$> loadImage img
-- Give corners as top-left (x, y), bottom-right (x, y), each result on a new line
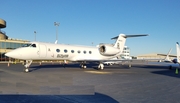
top-left (39, 44), bottom-right (47, 58)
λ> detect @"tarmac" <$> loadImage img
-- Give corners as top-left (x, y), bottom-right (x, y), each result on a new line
top-left (0, 61), bottom-right (180, 103)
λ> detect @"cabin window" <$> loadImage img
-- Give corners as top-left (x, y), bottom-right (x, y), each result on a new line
top-left (89, 51), bottom-right (92, 54)
top-left (71, 50), bottom-right (74, 53)
top-left (56, 49), bottom-right (60, 52)
top-left (78, 50), bottom-right (81, 53)
top-left (64, 49), bottom-right (68, 53)
top-left (83, 51), bottom-right (86, 54)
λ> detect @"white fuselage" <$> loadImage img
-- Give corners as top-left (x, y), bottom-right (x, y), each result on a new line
top-left (6, 42), bottom-right (120, 61)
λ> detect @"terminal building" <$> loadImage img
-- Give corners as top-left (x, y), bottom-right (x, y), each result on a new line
top-left (0, 18), bottom-right (29, 61)
top-left (121, 46), bottom-right (132, 59)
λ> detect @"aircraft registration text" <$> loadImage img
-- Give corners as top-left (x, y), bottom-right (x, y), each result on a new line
top-left (57, 54), bottom-right (69, 58)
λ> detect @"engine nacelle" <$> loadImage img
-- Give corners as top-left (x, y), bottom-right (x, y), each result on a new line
top-left (99, 45), bottom-right (120, 56)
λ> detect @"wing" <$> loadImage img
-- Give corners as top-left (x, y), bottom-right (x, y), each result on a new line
top-left (74, 58), bottom-right (146, 63)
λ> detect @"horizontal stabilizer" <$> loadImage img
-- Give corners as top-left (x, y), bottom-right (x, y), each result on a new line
top-left (111, 34), bottom-right (148, 40)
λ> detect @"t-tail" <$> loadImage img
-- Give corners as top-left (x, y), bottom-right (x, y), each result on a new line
top-left (111, 34), bottom-right (148, 53)
top-left (176, 42), bottom-right (180, 63)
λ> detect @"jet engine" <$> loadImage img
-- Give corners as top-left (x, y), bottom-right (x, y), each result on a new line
top-left (99, 45), bottom-right (120, 56)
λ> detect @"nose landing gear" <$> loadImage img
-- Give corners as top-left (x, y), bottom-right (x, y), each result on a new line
top-left (24, 60), bottom-right (32, 73)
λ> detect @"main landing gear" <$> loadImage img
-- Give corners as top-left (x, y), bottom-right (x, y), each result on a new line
top-left (24, 60), bottom-right (32, 73)
top-left (98, 63), bottom-right (104, 70)
top-left (80, 62), bottom-right (104, 70)
top-left (80, 62), bottom-right (87, 69)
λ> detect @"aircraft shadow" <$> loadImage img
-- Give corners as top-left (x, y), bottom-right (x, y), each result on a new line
top-left (29, 63), bottom-right (100, 72)
top-left (0, 92), bottom-right (119, 103)
top-left (131, 65), bottom-right (172, 69)
top-left (129, 65), bottom-right (180, 78)
top-left (152, 69), bottom-right (180, 78)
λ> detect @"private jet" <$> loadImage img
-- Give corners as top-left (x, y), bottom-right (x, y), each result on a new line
top-left (158, 48), bottom-right (174, 63)
top-left (5, 33), bottom-right (148, 72)
top-left (156, 42), bottom-right (180, 69)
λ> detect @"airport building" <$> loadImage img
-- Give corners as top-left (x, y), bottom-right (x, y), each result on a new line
top-left (0, 18), bottom-right (29, 61)
top-left (121, 46), bottom-right (132, 59)
top-left (137, 53), bottom-right (176, 61)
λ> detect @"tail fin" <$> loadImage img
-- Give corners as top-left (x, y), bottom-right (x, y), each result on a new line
top-left (176, 42), bottom-right (180, 63)
top-left (164, 48), bottom-right (172, 62)
top-left (111, 34), bottom-right (148, 53)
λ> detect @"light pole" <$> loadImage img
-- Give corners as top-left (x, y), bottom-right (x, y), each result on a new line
top-left (34, 31), bottom-right (36, 41)
top-left (54, 22), bottom-right (60, 42)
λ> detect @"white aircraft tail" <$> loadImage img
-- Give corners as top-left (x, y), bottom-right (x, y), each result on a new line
top-left (111, 34), bottom-right (148, 53)
top-left (164, 48), bottom-right (172, 62)
top-left (176, 42), bottom-right (180, 63)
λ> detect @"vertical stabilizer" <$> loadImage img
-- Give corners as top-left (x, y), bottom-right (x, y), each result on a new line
top-left (176, 42), bottom-right (180, 63)
top-left (111, 34), bottom-right (148, 53)
top-left (111, 34), bottom-right (126, 53)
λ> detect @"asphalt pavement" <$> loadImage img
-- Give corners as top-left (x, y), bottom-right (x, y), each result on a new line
top-left (0, 61), bottom-right (180, 103)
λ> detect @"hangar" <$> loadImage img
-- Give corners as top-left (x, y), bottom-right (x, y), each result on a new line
top-left (137, 53), bottom-right (176, 61)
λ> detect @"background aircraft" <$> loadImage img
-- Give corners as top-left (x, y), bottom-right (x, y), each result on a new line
top-left (5, 34), bottom-right (148, 73)
top-left (172, 42), bottom-right (180, 64)
top-left (154, 42), bottom-right (180, 69)
top-left (158, 48), bottom-right (174, 63)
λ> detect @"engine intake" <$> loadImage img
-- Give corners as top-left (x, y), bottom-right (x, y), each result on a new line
top-left (99, 45), bottom-right (120, 56)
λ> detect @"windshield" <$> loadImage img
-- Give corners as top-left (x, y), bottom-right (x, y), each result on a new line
top-left (22, 43), bottom-right (32, 47)
top-left (30, 44), bottom-right (36, 47)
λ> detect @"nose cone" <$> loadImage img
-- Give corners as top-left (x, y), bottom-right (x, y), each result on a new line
top-left (5, 52), bottom-right (10, 57)
top-left (5, 51), bottom-right (20, 59)
top-left (5, 52), bottom-right (14, 58)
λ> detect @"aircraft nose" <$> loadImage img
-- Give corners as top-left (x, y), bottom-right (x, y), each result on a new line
top-left (5, 51), bottom-right (20, 59)
top-left (5, 52), bottom-right (13, 58)
top-left (5, 52), bottom-right (10, 57)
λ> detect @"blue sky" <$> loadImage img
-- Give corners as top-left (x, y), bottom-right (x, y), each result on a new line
top-left (1, 0), bottom-right (180, 56)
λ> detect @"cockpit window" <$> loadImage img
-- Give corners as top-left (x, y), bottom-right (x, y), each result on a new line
top-left (31, 44), bottom-right (36, 47)
top-left (22, 43), bottom-right (36, 48)
top-left (22, 43), bottom-right (32, 47)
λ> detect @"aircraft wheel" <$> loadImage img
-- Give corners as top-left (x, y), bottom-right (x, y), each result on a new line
top-left (98, 64), bottom-right (104, 70)
top-left (83, 65), bottom-right (87, 69)
top-left (25, 68), bottom-right (29, 73)
top-left (100, 66), bottom-right (104, 70)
